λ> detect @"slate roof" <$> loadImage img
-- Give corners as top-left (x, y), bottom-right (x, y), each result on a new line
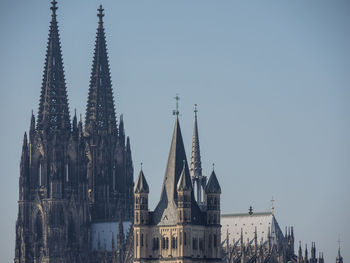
top-left (134, 170), bottom-right (149, 193)
top-left (221, 211), bottom-right (285, 247)
top-left (177, 163), bottom-right (192, 191)
top-left (151, 117), bottom-right (204, 226)
top-left (205, 170), bottom-right (221, 194)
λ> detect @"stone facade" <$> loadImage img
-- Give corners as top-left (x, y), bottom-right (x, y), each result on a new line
top-left (14, 2), bottom-right (133, 263)
top-left (133, 115), bottom-right (222, 263)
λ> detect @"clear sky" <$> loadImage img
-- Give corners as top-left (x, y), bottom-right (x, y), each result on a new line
top-left (0, 0), bottom-right (349, 262)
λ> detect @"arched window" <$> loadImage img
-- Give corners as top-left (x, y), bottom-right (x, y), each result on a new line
top-left (34, 211), bottom-right (43, 257)
top-left (213, 234), bottom-right (217, 248)
top-left (113, 165), bottom-right (116, 191)
top-left (141, 233), bottom-right (144, 247)
top-left (172, 236), bottom-right (176, 249)
top-left (166, 237), bottom-right (169, 249)
top-left (162, 237), bottom-right (165, 249)
top-left (67, 217), bottom-right (76, 246)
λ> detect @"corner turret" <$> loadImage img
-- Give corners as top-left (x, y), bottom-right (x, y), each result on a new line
top-left (177, 162), bottom-right (192, 223)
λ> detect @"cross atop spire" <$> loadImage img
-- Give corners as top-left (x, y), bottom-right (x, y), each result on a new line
top-left (85, 5), bottom-right (117, 135)
top-left (271, 196), bottom-right (275, 215)
top-left (173, 94), bottom-right (180, 117)
top-left (97, 5), bottom-right (104, 23)
top-left (50, 0), bottom-right (58, 16)
top-left (37, 0), bottom-right (71, 133)
top-left (194, 103), bottom-right (198, 117)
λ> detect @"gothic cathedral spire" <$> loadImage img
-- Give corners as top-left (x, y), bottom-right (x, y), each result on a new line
top-left (37, 0), bottom-right (70, 134)
top-left (85, 5), bottom-right (117, 135)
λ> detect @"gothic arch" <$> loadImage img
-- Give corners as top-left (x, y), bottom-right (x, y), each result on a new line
top-left (33, 210), bottom-right (44, 259)
top-left (67, 211), bottom-right (77, 247)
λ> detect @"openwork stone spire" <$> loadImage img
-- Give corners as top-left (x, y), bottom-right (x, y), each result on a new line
top-left (190, 104), bottom-right (202, 179)
top-left (37, 0), bottom-right (71, 133)
top-left (190, 104), bottom-right (207, 204)
top-left (85, 5), bottom-right (117, 135)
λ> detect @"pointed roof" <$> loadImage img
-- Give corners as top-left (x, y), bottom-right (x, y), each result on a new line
top-left (22, 132), bottom-right (28, 154)
top-left (37, 0), bottom-right (71, 133)
top-left (158, 117), bottom-right (190, 204)
top-left (134, 169), bottom-right (149, 193)
top-left (205, 170), bottom-right (221, 193)
top-left (190, 105), bottom-right (202, 178)
top-left (153, 117), bottom-right (203, 225)
top-left (85, 5), bottom-right (117, 135)
top-left (177, 161), bottom-right (192, 191)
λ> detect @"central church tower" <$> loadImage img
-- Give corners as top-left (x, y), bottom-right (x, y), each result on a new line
top-left (134, 113), bottom-right (222, 263)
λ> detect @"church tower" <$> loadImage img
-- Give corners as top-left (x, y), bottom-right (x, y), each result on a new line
top-left (14, 1), bottom-right (90, 262)
top-left (133, 104), bottom-right (222, 262)
top-left (84, 5), bottom-right (134, 223)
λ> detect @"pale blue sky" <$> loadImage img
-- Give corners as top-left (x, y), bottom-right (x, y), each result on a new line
top-left (0, 0), bottom-right (349, 262)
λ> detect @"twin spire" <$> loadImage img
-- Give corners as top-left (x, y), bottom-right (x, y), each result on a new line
top-left (85, 4), bottom-right (117, 135)
top-left (37, 0), bottom-right (70, 133)
top-left (37, 1), bottom-right (117, 136)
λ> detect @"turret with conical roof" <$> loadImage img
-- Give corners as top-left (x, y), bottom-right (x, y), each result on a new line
top-left (177, 162), bottom-right (192, 224)
top-left (134, 168), bottom-right (149, 259)
top-left (206, 168), bottom-right (221, 224)
top-left (134, 169), bottom-right (149, 194)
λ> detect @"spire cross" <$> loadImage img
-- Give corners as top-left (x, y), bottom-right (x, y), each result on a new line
top-left (141, 162), bottom-right (143, 171)
top-left (173, 94), bottom-right (180, 116)
top-left (249, 206), bottom-right (253, 215)
top-left (337, 236), bottom-right (342, 249)
top-left (50, 0), bottom-right (58, 15)
top-left (271, 196), bottom-right (275, 215)
top-left (212, 163), bottom-right (215, 171)
top-left (194, 104), bottom-right (198, 117)
top-left (97, 5), bottom-right (104, 22)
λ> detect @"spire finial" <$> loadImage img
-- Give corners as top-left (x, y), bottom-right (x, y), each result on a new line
top-left (50, 0), bottom-right (58, 15)
top-left (141, 162), bottom-right (143, 171)
top-left (173, 94), bottom-right (180, 117)
top-left (249, 206), bottom-right (253, 215)
top-left (271, 196), bottom-right (275, 215)
top-left (212, 163), bottom-right (215, 171)
top-left (97, 4), bottom-right (104, 23)
top-left (337, 235), bottom-right (342, 253)
top-left (194, 104), bottom-right (198, 117)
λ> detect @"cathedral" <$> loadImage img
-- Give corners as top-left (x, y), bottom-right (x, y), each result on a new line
top-left (14, 2), bottom-right (133, 262)
top-left (14, 2), bottom-right (339, 263)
